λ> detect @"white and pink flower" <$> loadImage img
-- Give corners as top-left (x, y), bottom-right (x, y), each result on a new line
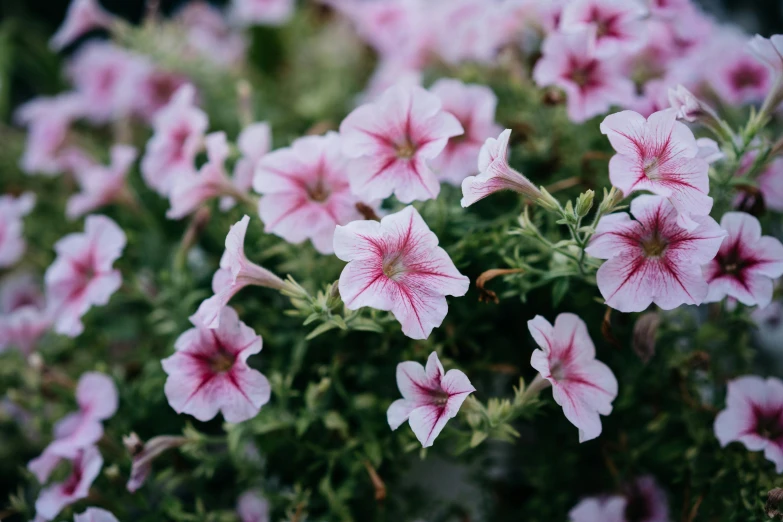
top-left (749, 34), bottom-right (783, 73)
top-left (706, 36), bottom-right (772, 106)
top-left (0, 272), bottom-right (50, 355)
top-left (67, 145), bottom-right (138, 219)
top-left (50, 0), bottom-right (115, 51)
top-left (230, 0), bottom-right (295, 26)
top-left (222, 122), bottom-right (272, 211)
top-left (33, 446), bottom-right (103, 521)
top-left (339, 83), bottom-right (464, 203)
top-left (74, 508), bottom-right (120, 522)
top-left (44, 215), bottom-right (126, 337)
top-left (586, 195), bottom-right (726, 313)
top-left (334, 206), bottom-right (469, 340)
top-left (429, 79), bottom-right (502, 185)
top-left (162, 306), bottom-right (271, 423)
top-left (387, 351), bottom-right (475, 447)
top-left (0, 192), bottom-right (35, 268)
top-left (559, 0), bottom-right (648, 58)
top-left (175, 1), bottom-right (248, 68)
top-left (601, 109), bottom-right (712, 230)
top-left (715, 375), bottom-right (783, 473)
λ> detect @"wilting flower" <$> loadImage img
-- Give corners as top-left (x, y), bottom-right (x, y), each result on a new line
top-left (703, 212), bottom-right (783, 308)
top-left (74, 508), bottom-right (120, 522)
top-left (192, 215), bottom-right (285, 329)
top-left (461, 129), bottom-right (542, 207)
top-left (429, 78), bottom-right (503, 185)
top-left (387, 351), bottom-right (475, 447)
top-left (528, 313), bottom-right (617, 442)
top-left (45, 215), bottom-right (126, 337)
top-left (162, 306), bottom-right (271, 423)
top-left (237, 490), bottom-right (270, 522)
top-left (559, 0), bottom-right (647, 57)
top-left (0, 192), bottom-right (35, 268)
top-left (34, 446), bottom-right (103, 521)
top-left (749, 34), bottom-right (783, 73)
top-left (141, 84), bottom-right (208, 196)
top-left (50, 0), bottom-right (115, 51)
top-left (533, 28), bottom-right (635, 123)
top-left (569, 475), bottom-right (669, 522)
top-left (28, 372), bottom-right (118, 483)
top-left (254, 132), bottom-right (368, 254)
top-left (230, 0), bottom-right (295, 26)
top-left (715, 375), bottom-right (783, 473)
top-left (601, 109), bottom-right (712, 230)
top-left (0, 272), bottom-right (50, 355)
top-left (339, 83), bottom-right (464, 203)
top-left (124, 433), bottom-right (188, 492)
top-left (221, 122), bottom-right (272, 211)
top-left (586, 195), bottom-right (726, 313)
top-left (334, 206), bottom-right (470, 339)
top-left (67, 145), bottom-right (138, 219)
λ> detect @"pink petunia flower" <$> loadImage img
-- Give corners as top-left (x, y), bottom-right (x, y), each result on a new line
top-left (600, 109), bottom-right (712, 230)
top-left (334, 206), bottom-right (470, 339)
top-left (44, 215), bottom-right (126, 337)
top-left (387, 351), bottom-right (475, 447)
top-left (162, 306), bottom-right (271, 423)
top-left (569, 475), bottom-right (669, 522)
top-left (50, 0), bottom-right (115, 51)
top-left (67, 145), bottom-right (138, 219)
top-left (254, 131), bottom-right (369, 254)
top-left (221, 122), bottom-right (272, 211)
top-left (28, 372), bottom-right (117, 484)
top-left (559, 0), bottom-right (648, 58)
top-left (429, 0), bottom-right (506, 65)
top-left (0, 192), bottom-right (35, 268)
top-left (706, 36), bottom-right (772, 106)
top-left (715, 375), bottom-right (783, 473)
top-left (133, 68), bottom-right (190, 123)
top-left (141, 84), bottom-right (208, 196)
top-left (34, 446), bottom-right (103, 521)
top-left (74, 508), bottom-right (120, 522)
top-left (533, 28), bottom-right (635, 123)
top-left (175, 1), bottom-right (248, 68)
top-left (237, 490), bottom-right (270, 522)
top-left (0, 272), bottom-right (50, 355)
top-left (460, 129), bottom-right (542, 207)
top-left (702, 212), bottom-right (783, 308)
top-left (230, 0), bottom-right (295, 26)
top-left (585, 195), bottom-right (726, 313)
top-left (648, 0), bottom-right (690, 18)
top-left (758, 157), bottom-right (783, 212)
top-left (192, 215), bottom-right (285, 329)
top-left (749, 34), bottom-right (783, 72)
top-left (339, 83), bottom-right (464, 203)
top-left (359, 59), bottom-right (423, 104)
top-left (429, 79), bottom-right (503, 185)
top-left (668, 84), bottom-right (716, 123)
top-left (528, 313), bottom-right (617, 442)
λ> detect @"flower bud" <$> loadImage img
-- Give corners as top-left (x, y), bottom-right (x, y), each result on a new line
top-left (575, 190), bottom-right (595, 218)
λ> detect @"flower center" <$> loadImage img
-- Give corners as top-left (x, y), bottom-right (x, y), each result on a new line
top-left (641, 233), bottom-right (668, 258)
top-left (731, 63), bottom-right (766, 90)
top-left (623, 489), bottom-right (651, 522)
top-left (755, 411), bottom-right (783, 440)
top-left (643, 157), bottom-right (661, 180)
top-left (306, 177), bottom-right (331, 203)
top-left (430, 390), bottom-right (449, 406)
top-left (382, 253), bottom-right (406, 280)
top-left (550, 361), bottom-right (567, 382)
top-left (395, 139), bottom-right (416, 160)
top-left (209, 351), bottom-right (235, 373)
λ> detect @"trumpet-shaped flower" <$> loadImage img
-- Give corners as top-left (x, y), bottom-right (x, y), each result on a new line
top-left (387, 351), bottom-right (475, 447)
top-left (586, 195), bottom-right (726, 313)
top-left (334, 206), bottom-right (469, 340)
top-left (221, 122), bottom-right (271, 211)
top-left (50, 0), bottom-right (115, 51)
top-left (703, 212), bottom-right (783, 307)
top-left (707, 38), bottom-right (771, 105)
top-left (67, 145), bottom-right (137, 219)
top-left (74, 508), bottom-right (120, 522)
top-left (559, 0), bottom-right (647, 58)
top-left (192, 215), bottom-right (285, 329)
top-left (141, 84), bottom-right (208, 196)
top-left (230, 0), bottom-right (294, 26)
top-left (45, 215), bottom-right (126, 337)
top-left (601, 109), bottom-right (712, 230)
top-left (528, 313), bottom-right (618, 442)
top-left (339, 83), bottom-right (464, 203)
top-left (715, 375), bottom-right (783, 473)
top-left (533, 28), bottom-right (634, 123)
top-left (254, 132), bottom-right (368, 254)
top-left (0, 192), bottom-right (36, 268)
top-left (461, 129), bottom-right (542, 207)
top-left (749, 34), bottom-right (783, 72)
top-left (668, 84), bottom-right (717, 123)
top-left (162, 306), bottom-right (271, 423)
top-left (429, 79), bottom-right (503, 185)
top-left (34, 446), bottom-right (103, 521)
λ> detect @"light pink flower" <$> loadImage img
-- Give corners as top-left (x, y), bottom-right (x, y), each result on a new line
top-left (230, 0), bottom-right (295, 26)
top-left (175, 1), bottom-right (248, 68)
top-left (648, 0), bottom-right (690, 18)
top-left (461, 129), bottom-right (541, 207)
top-left (528, 313), bottom-right (617, 442)
top-left (430, 0), bottom-right (506, 65)
top-left (702, 212), bottom-right (783, 307)
top-left (387, 351), bottom-right (475, 447)
top-left (749, 34), bottom-right (783, 73)
top-left (133, 68), bottom-right (190, 123)
top-left (74, 508), bottom-right (120, 522)
top-left (533, 28), bottom-right (635, 123)
top-left (50, 0), bottom-right (115, 51)
top-left (429, 79), bottom-right (502, 185)
top-left (600, 109), bottom-right (712, 230)
top-left (192, 215), bottom-right (285, 329)
top-left (45, 215), bottom-right (126, 337)
top-left (0, 272), bottom-right (50, 355)
top-left (696, 138), bottom-right (723, 164)
top-left (758, 157), bottom-right (783, 212)
top-left (339, 83), bottom-right (464, 203)
top-left (254, 132), bottom-right (368, 254)
top-left (569, 496), bottom-right (626, 522)
top-left (715, 375), bottom-right (783, 473)
top-left (34, 446), bottom-right (103, 521)
top-left (569, 476), bottom-right (669, 522)
top-left (560, 0), bottom-right (647, 58)
top-left (359, 59), bottom-right (423, 104)
top-left (585, 195), bottom-right (726, 313)
top-left (162, 306), bottom-right (271, 423)
top-left (67, 145), bottom-right (138, 219)
top-left (221, 122), bottom-right (272, 211)
top-left (1, 272), bottom-right (44, 313)
top-left (0, 192), bottom-right (35, 268)
top-left (668, 84), bottom-right (714, 123)
top-left (334, 206), bottom-right (469, 340)
top-left (707, 36), bottom-right (772, 106)
top-left (237, 490), bottom-right (270, 522)
top-left (141, 84), bottom-right (208, 196)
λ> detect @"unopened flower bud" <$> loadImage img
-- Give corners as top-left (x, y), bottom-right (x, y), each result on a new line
top-left (575, 190), bottom-right (595, 218)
